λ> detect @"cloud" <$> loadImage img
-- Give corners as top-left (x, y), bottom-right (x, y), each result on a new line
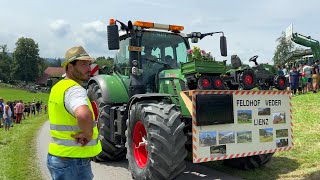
top-left (50, 19), bottom-right (71, 38)
top-left (83, 21), bottom-right (105, 33)
top-left (69, 20), bottom-right (109, 57)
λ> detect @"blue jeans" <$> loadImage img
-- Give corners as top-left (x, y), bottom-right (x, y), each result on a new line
top-left (47, 154), bottom-right (93, 180)
top-left (4, 118), bottom-right (11, 126)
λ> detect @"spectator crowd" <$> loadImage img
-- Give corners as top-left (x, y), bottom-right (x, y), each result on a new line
top-left (277, 60), bottom-right (320, 96)
top-left (0, 97), bottom-right (47, 131)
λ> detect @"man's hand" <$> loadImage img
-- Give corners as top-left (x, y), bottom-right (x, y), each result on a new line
top-left (71, 132), bottom-right (92, 146)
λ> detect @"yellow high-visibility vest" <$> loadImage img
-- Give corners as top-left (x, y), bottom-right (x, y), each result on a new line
top-left (48, 79), bottom-right (101, 158)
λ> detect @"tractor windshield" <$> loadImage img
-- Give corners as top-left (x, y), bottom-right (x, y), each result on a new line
top-left (140, 31), bottom-right (188, 85)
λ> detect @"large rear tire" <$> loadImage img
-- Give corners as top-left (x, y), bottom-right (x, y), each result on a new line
top-left (126, 100), bottom-right (187, 180)
top-left (87, 83), bottom-right (126, 161)
top-left (223, 153), bottom-right (274, 170)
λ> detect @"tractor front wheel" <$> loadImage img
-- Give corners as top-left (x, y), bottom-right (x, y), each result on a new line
top-left (87, 83), bottom-right (126, 161)
top-left (274, 75), bottom-right (287, 90)
top-left (239, 70), bottom-right (256, 90)
top-left (126, 100), bottom-right (187, 180)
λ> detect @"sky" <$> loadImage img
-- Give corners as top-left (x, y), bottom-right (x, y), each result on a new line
top-left (1, 0), bottom-right (319, 64)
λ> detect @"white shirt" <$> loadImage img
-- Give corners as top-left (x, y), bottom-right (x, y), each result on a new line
top-left (3, 105), bottom-right (12, 119)
top-left (303, 65), bottom-right (312, 78)
top-left (64, 86), bottom-right (88, 116)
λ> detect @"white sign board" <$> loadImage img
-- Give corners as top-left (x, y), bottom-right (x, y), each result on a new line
top-left (190, 90), bottom-right (292, 163)
top-left (285, 24), bottom-right (293, 41)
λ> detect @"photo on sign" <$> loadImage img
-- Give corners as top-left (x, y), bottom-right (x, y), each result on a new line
top-left (210, 145), bottom-right (227, 157)
top-left (273, 112), bottom-right (286, 124)
top-left (276, 129), bottom-right (288, 138)
top-left (237, 131), bottom-right (252, 143)
top-left (276, 138), bottom-right (289, 147)
top-left (258, 108), bottom-right (271, 116)
top-left (259, 128), bottom-right (273, 142)
top-left (237, 110), bottom-right (252, 124)
top-left (199, 131), bottom-right (217, 147)
top-left (219, 131), bottom-right (235, 144)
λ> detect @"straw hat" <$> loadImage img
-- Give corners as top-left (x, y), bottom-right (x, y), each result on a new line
top-left (62, 46), bottom-right (95, 68)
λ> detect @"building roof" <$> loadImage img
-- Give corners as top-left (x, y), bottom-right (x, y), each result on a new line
top-left (35, 67), bottom-right (65, 85)
top-left (44, 67), bottom-right (65, 77)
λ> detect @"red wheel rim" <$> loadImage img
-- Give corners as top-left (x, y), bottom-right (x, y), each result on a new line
top-left (244, 74), bottom-right (253, 85)
top-left (279, 79), bottom-right (285, 87)
top-left (215, 79), bottom-right (222, 88)
top-left (91, 101), bottom-right (99, 122)
top-left (132, 121), bottom-right (148, 168)
top-left (202, 79), bottom-right (210, 88)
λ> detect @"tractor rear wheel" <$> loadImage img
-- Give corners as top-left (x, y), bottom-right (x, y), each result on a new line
top-left (126, 100), bottom-right (187, 180)
top-left (87, 83), bottom-right (126, 161)
top-left (223, 153), bottom-right (274, 170)
top-left (212, 76), bottom-right (226, 90)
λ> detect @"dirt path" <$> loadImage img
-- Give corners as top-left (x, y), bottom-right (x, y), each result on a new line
top-left (37, 121), bottom-right (242, 180)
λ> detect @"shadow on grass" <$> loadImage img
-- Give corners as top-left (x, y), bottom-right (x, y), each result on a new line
top-left (0, 141), bottom-right (7, 145)
top-left (306, 170), bottom-right (320, 180)
top-left (196, 156), bottom-right (300, 180)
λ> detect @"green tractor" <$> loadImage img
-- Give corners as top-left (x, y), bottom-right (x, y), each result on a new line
top-left (87, 19), bottom-right (278, 179)
top-left (224, 55), bottom-right (287, 90)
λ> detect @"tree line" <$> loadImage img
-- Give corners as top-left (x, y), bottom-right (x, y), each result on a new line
top-left (0, 37), bottom-right (114, 84)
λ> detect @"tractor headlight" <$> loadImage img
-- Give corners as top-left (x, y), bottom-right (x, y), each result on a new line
top-left (132, 60), bottom-right (138, 67)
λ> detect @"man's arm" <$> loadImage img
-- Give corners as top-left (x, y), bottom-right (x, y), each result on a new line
top-left (65, 86), bottom-right (94, 145)
top-left (74, 105), bottom-right (93, 140)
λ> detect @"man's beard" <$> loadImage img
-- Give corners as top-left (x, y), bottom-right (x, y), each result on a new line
top-left (73, 67), bottom-right (90, 82)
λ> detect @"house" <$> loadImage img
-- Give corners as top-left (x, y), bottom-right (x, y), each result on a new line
top-left (36, 67), bottom-right (65, 86)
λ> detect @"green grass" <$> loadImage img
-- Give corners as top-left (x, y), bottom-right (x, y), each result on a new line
top-left (197, 92), bottom-right (320, 180)
top-left (0, 86), bottom-right (49, 104)
top-left (0, 87), bottom-right (49, 180)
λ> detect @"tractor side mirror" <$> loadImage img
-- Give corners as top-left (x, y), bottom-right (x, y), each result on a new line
top-left (220, 35), bottom-right (227, 57)
top-left (107, 24), bottom-right (120, 50)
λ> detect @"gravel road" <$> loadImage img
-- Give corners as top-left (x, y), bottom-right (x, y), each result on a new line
top-left (37, 121), bottom-right (242, 180)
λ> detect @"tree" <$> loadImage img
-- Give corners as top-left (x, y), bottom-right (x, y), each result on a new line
top-left (0, 44), bottom-right (13, 82)
top-left (38, 57), bottom-right (49, 77)
top-left (13, 37), bottom-right (41, 82)
top-left (273, 32), bottom-right (295, 65)
top-left (95, 56), bottom-right (114, 73)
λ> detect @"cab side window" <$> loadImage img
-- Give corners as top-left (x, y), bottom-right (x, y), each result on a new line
top-left (114, 38), bottom-right (130, 75)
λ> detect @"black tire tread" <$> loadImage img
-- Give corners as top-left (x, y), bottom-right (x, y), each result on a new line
top-left (126, 101), bottom-right (187, 180)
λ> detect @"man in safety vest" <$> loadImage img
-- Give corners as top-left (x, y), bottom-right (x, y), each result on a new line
top-left (47, 46), bottom-right (102, 180)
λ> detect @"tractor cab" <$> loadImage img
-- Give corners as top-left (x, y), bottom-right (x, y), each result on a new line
top-left (139, 31), bottom-right (188, 90)
top-left (110, 20), bottom-right (190, 93)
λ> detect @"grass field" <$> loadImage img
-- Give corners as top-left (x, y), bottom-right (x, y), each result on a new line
top-left (0, 86), bottom-right (319, 180)
top-left (0, 87), bottom-right (49, 180)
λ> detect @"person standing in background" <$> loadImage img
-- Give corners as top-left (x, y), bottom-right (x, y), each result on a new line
top-left (14, 100), bottom-right (24, 123)
top-left (3, 101), bottom-right (12, 131)
top-left (0, 98), bottom-right (4, 127)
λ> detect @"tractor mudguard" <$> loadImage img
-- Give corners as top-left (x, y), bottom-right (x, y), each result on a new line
top-left (127, 93), bottom-right (172, 108)
top-left (127, 93), bottom-right (173, 125)
top-left (88, 74), bottom-right (129, 104)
